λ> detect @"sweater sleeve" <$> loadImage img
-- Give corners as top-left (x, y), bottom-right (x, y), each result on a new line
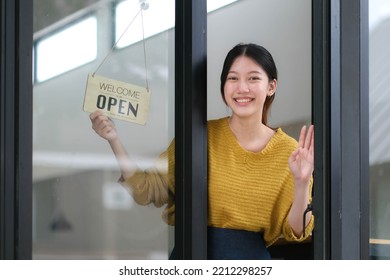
top-left (118, 140), bottom-right (176, 225)
top-left (282, 176), bottom-right (315, 242)
top-left (283, 214), bottom-right (315, 241)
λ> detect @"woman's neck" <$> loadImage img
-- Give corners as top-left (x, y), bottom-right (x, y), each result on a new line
top-left (228, 115), bottom-right (274, 153)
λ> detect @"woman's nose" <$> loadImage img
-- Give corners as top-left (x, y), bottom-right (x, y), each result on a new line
top-left (237, 80), bottom-right (250, 92)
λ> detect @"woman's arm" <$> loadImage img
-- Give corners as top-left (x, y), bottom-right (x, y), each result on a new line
top-left (90, 110), bottom-right (171, 216)
top-left (90, 110), bottom-right (170, 208)
top-left (90, 110), bottom-right (136, 180)
top-left (287, 125), bottom-right (314, 237)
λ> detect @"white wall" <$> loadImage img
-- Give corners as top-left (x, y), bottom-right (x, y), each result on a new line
top-left (207, 0), bottom-right (312, 127)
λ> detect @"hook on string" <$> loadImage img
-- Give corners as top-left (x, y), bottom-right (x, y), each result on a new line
top-left (139, 0), bottom-right (149, 10)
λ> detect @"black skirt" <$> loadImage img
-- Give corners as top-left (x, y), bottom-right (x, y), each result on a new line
top-left (169, 227), bottom-right (271, 260)
top-left (207, 227), bottom-right (271, 260)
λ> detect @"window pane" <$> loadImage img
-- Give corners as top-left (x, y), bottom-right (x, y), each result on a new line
top-left (369, 0), bottom-right (390, 260)
top-left (33, 0), bottom-right (175, 259)
top-left (33, 0), bottom-right (100, 32)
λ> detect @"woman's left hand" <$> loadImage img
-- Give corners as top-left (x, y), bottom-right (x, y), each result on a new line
top-left (288, 125), bottom-right (314, 184)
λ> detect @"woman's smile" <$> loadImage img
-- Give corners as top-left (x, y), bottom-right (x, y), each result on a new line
top-left (234, 97), bottom-right (254, 103)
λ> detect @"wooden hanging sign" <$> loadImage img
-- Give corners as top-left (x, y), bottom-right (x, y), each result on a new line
top-left (83, 74), bottom-right (151, 125)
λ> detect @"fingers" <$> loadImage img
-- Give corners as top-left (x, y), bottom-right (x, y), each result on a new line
top-left (96, 118), bottom-right (114, 132)
top-left (89, 110), bottom-right (102, 121)
top-left (90, 110), bottom-right (107, 125)
top-left (298, 124), bottom-right (314, 151)
top-left (298, 125), bottom-right (307, 148)
top-left (304, 125), bottom-right (314, 150)
top-left (90, 110), bottom-right (114, 132)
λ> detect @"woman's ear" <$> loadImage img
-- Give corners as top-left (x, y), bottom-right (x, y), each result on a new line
top-left (268, 78), bottom-right (277, 96)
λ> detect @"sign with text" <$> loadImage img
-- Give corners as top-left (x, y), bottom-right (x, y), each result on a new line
top-left (83, 74), bottom-right (151, 125)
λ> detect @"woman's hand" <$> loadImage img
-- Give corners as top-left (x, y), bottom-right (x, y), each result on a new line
top-left (90, 110), bottom-right (118, 142)
top-left (288, 125), bottom-right (314, 185)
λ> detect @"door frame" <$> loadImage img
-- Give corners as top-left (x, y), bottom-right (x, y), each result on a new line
top-left (0, 0), bottom-right (370, 260)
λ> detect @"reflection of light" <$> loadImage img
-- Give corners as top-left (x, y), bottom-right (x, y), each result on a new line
top-left (115, 0), bottom-right (239, 48)
top-left (115, 0), bottom-right (175, 48)
top-left (36, 17), bottom-right (97, 82)
top-left (370, 0), bottom-right (390, 31)
top-left (207, 0), bottom-right (239, 12)
top-left (34, 0), bottom-right (240, 82)
top-left (33, 151), bottom-right (164, 171)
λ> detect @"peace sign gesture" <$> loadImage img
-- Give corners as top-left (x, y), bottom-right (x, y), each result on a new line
top-left (288, 125), bottom-right (314, 185)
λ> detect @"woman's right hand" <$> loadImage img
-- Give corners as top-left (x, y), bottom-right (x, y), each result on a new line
top-left (90, 110), bottom-right (118, 142)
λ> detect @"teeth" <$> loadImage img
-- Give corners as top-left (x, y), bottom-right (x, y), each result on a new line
top-left (235, 98), bottom-right (252, 103)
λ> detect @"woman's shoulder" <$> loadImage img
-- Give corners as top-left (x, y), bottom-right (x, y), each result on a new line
top-left (271, 128), bottom-right (299, 150)
top-left (207, 117), bottom-right (228, 127)
top-left (207, 117), bottom-right (229, 133)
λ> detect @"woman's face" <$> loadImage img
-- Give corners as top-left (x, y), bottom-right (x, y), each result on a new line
top-left (224, 55), bottom-right (276, 121)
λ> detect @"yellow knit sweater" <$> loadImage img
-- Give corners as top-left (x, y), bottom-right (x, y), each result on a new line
top-left (120, 117), bottom-right (314, 247)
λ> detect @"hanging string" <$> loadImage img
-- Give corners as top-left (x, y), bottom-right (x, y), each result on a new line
top-left (93, 8), bottom-right (141, 76)
top-left (93, 5), bottom-right (149, 91)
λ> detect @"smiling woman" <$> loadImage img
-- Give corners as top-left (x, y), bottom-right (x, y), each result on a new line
top-left (90, 43), bottom-right (315, 260)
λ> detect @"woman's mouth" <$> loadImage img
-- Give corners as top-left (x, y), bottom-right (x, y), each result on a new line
top-left (234, 98), bottom-right (254, 103)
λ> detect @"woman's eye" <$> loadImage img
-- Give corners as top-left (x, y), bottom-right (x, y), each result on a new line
top-left (227, 76), bottom-right (237, 80)
top-left (249, 76), bottom-right (260, 80)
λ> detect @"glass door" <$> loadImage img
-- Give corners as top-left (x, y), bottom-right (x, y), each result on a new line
top-left (207, 0), bottom-right (313, 259)
top-left (369, 0), bottom-right (390, 260)
top-left (32, 0), bottom-right (175, 259)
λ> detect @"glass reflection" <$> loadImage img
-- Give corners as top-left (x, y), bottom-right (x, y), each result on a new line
top-left (33, 0), bottom-right (174, 259)
top-left (369, 0), bottom-right (390, 259)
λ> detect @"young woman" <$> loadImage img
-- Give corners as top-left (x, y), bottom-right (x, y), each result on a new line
top-left (90, 43), bottom-right (314, 259)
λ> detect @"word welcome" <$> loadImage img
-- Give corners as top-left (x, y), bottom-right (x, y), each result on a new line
top-left (99, 82), bottom-right (141, 99)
